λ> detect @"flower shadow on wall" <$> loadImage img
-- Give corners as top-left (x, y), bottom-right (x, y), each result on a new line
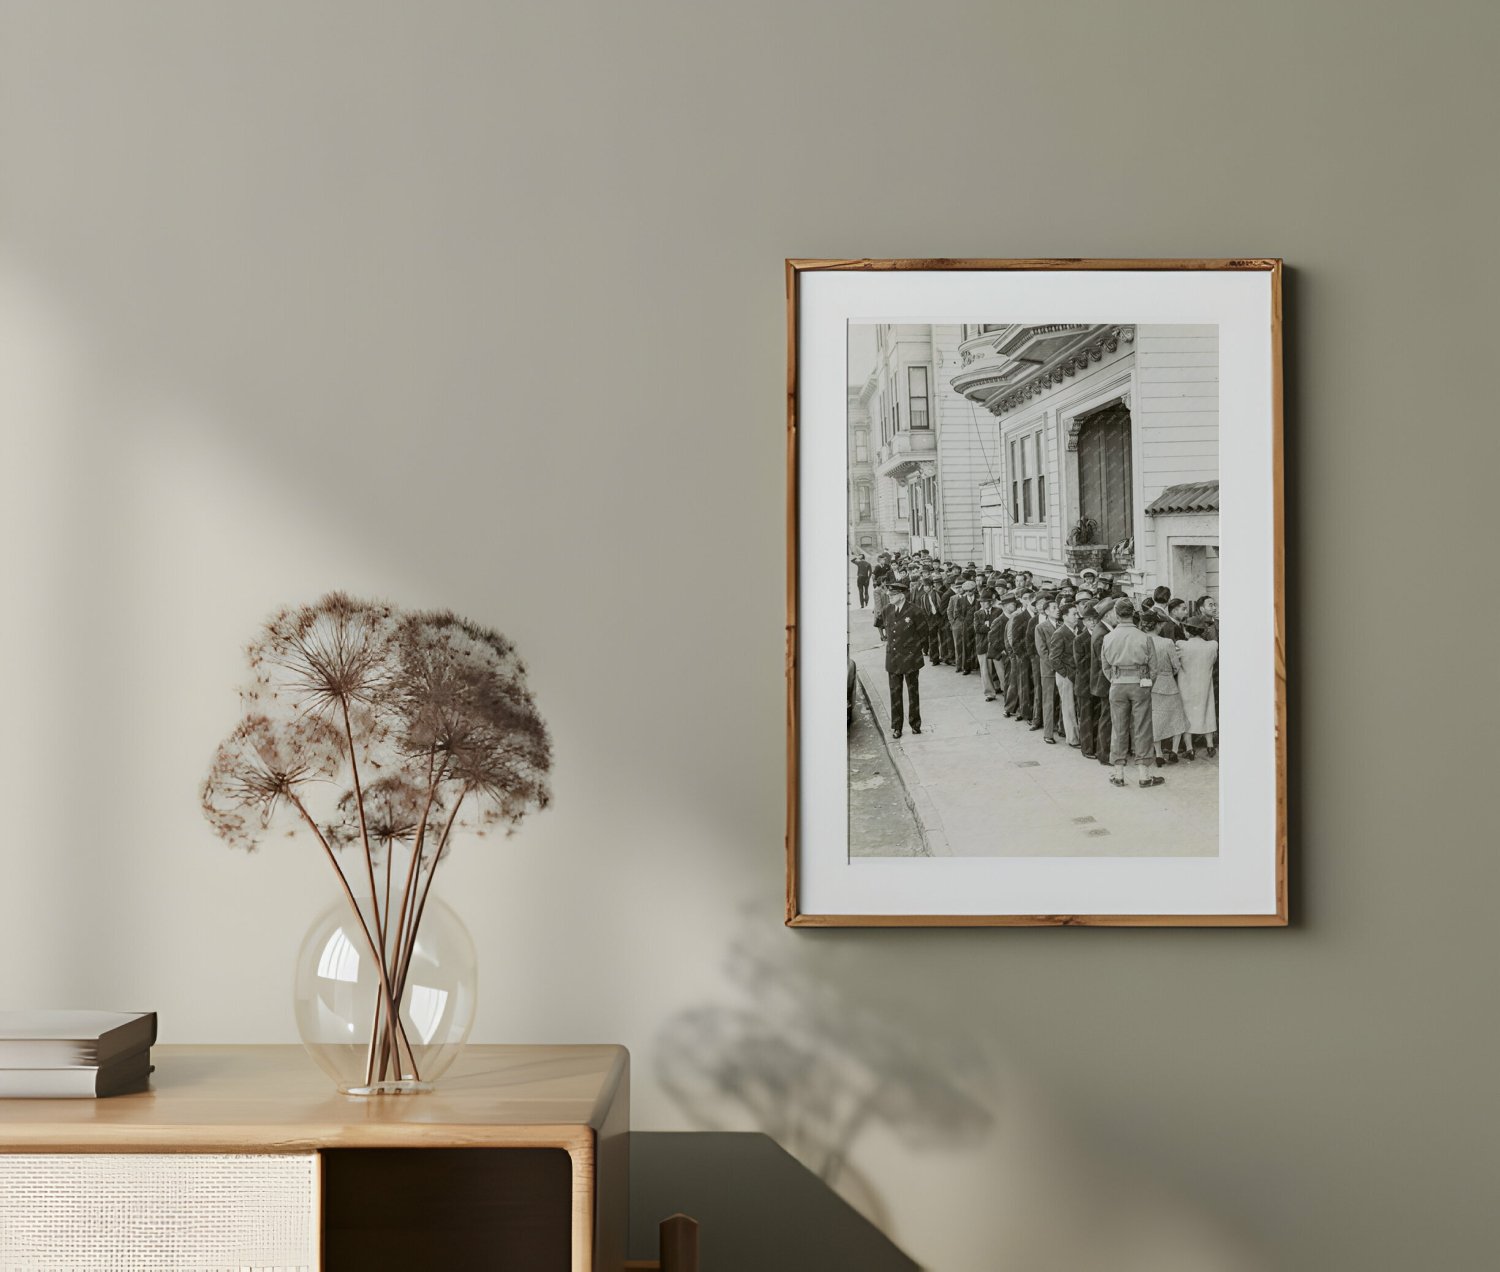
top-left (654, 911), bottom-right (997, 1230)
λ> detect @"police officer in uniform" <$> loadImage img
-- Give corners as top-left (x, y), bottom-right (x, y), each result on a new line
top-left (874, 578), bottom-right (925, 739)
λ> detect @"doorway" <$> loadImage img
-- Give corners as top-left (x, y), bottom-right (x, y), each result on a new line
top-left (1075, 403), bottom-right (1132, 547)
top-left (1171, 544), bottom-right (1209, 604)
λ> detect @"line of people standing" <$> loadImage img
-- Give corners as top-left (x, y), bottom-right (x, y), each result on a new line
top-left (854, 551), bottom-right (1220, 787)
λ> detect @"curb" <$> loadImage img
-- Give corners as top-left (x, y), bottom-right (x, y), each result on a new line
top-left (854, 662), bottom-right (952, 857)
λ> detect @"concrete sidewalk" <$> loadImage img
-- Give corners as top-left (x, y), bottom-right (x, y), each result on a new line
top-left (847, 599), bottom-right (1217, 858)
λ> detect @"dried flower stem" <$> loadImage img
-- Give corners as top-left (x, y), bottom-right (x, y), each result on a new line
top-left (387, 749), bottom-right (440, 988)
top-left (340, 699), bottom-right (384, 947)
top-left (372, 748), bottom-right (443, 1084)
top-left (287, 791), bottom-right (414, 1082)
top-left (338, 699), bottom-right (392, 1089)
top-left (395, 784), bottom-right (470, 1002)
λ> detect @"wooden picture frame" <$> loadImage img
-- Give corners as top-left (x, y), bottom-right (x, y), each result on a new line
top-left (786, 259), bottom-right (1285, 927)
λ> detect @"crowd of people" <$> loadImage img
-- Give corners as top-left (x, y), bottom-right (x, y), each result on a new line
top-left (850, 549), bottom-right (1220, 788)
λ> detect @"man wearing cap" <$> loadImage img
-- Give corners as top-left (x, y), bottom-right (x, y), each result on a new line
top-left (948, 580), bottom-right (977, 675)
top-left (995, 593), bottom-right (1019, 716)
top-left (989, 592), bottom-right (1013, 702)
top-left (1101, 599), bottom-right (1162, 788)
top-left (906, 566), bottom-right (929, 651)
top-left (972, 588), bottom-right (1001, 701)
top-left (874, 578), bottom-right (924, 740)
top-left (918, 567), bottom-right (942, 666)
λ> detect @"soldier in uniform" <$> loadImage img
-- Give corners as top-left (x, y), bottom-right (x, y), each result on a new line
top-left (1102, 598), bottom-right (1162, 788)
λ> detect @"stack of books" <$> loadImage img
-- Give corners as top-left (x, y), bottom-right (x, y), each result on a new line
top-left (0, 1010), bottom-right (157, 1098)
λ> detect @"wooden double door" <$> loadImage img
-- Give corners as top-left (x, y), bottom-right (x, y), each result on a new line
top-left (1076, 403), bottom-right (1133, 546)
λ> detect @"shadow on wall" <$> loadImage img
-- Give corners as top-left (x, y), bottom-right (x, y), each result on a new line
top-left (655, 907), bottom-right (1271, 1272)
top-left (654, 907), bottom-right (997, 1232)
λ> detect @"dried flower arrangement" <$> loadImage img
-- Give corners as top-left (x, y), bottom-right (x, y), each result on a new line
top-left (202, 593), bottom-right (551, 1087)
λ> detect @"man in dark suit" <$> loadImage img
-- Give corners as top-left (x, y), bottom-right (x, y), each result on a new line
top-left (1035, 598), bottom-right (1060, 743)
top-left (1149, 585), bottom-right (1174, 628)
top-left (874, 580), bottom-right (925, 739)
top-left (907, 569), bottom-right (930, 660)
top-left (998, 594), bottom-right (1022, 716)
top-left (931, 573), bottom-right (954, 666)
top-left (1007, 592), bottom-right (1033, 721)
top-left (973, 589), bottom-right (1002, 701)
top-left (924, 567), bottom-right (947, 665)
top-left (948, 580), bottom-right (977, 675)
top-left (1023, 592), bottom-right (1044, 731)
top-left (1049, 601), bottom-right (1080, 747)
top-left (1162, 597), bottom-right (1190, 642)
top-left (1072, 606), bottom-right (1097, 757)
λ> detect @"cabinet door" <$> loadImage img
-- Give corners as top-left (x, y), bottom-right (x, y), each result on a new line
top-left (321, 1148), bottom-right (574, 1271)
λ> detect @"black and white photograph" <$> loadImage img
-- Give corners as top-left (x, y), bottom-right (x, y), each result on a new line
top-left (788, 260), bottom-right (1284, 925)
top-left (845, 321), bottom-right (1222, 860)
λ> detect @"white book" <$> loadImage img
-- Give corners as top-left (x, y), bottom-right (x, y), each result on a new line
top-left (0, 1010), bottom-right (157, 1068)
top-left (0, 1048), bottom-right (153, 1098)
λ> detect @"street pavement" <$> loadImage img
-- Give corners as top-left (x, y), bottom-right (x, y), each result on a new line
top-left (848, 587), bottom-right (1217, 858)
top-left (847, 677), bottom-right (928, 857)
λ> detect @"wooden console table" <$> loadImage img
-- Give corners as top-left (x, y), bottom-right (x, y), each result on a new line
top-left (0, 1043), bottom-right (630, 1271)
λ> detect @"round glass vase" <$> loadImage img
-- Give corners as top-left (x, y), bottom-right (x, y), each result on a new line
top-left (293, 893), bottom-right (477, 1095)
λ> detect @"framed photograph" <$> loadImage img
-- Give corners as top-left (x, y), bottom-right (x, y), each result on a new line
top-left (786, 259), bottom-right (1285, 927)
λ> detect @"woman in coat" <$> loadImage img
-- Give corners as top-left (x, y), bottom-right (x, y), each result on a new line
top-left (1139, 611), bottom-right (1189, 766)
top-left (1175, 617), bottom-right (1220, 758)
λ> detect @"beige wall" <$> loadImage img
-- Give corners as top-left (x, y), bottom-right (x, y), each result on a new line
top-left (1, 3), bottom-right (1494, 1269)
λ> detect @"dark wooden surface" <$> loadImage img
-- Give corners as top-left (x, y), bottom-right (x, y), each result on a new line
top-left (629, 1133), bottom-right (917, 1270)
top-left (322, 1147), bottom-right (572, 1270)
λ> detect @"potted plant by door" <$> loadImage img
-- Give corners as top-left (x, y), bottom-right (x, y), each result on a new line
top-left (1064, 517), bottom-right (1108, 575)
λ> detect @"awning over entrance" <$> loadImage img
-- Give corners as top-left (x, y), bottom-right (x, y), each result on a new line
top-left (1146, 480), bottom-right (1220, 516)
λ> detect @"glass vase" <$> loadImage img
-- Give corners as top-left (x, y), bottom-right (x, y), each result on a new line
top-left (293, 893), bottom-right (477, 1095)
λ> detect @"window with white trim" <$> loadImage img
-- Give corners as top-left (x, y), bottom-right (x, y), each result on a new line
top-left (908, 366), bottom-right (929, 430)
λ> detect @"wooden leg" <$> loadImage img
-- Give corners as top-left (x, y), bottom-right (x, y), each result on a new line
top-left (659, 1213), bottom-right (700, 1272)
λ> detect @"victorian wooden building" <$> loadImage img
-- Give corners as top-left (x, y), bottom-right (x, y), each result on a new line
top-left (846, 321), bottom-right (1220, 601)
top-left (955, 323), bottom-right (1221, 601)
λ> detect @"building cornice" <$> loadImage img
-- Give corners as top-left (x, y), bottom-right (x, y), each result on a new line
top-left (986, 326), bottom-right (1135, 415)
